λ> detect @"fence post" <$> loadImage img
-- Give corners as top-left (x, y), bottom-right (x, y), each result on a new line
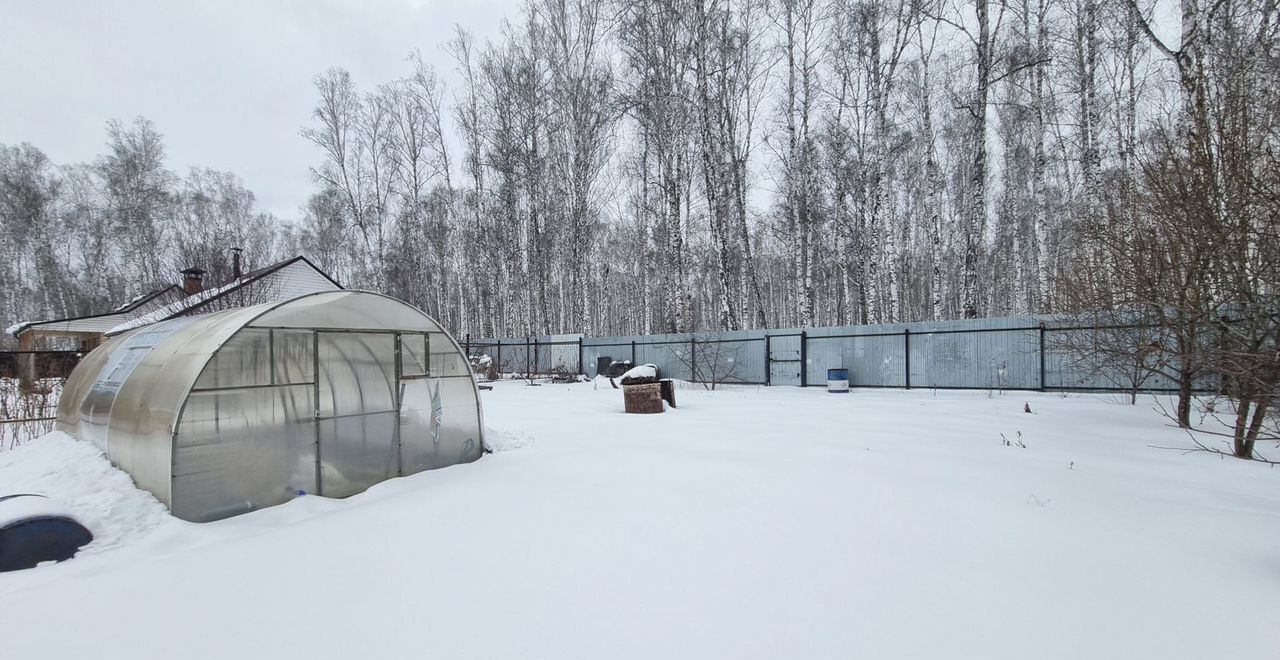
top-left (631, 340), bottom-right (636, 365)
top-left (904, 328), bottom-right (911, 390)
top-left (1038, 322), bottom-right (1047, 391)
top-left (799, 330), bottom-right (808, 387)
top-left (577, 337), bottom-right (584, 376)
top-left (525, 335), bottom-right (531, 380)
top-left (690, 337), bottom-right (698, 382)
top-left (764, 335), bottom-right (771, 386)
top-left (464, 333), bottom-right (471, 360)
top-left (16, 334), bottom-right (36, 392)
top-left (497, 340), bottom-right (503, 377)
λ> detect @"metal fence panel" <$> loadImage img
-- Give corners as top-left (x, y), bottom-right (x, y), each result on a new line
top-left (1041, 326), bottom-right (1196, 392)
top-left (470, 314), bottom-right (1206, 392)
top-left (691, 337), bottom-right (766, 384)
top-left (910, 328), bottom-right (1040, 389)
top-left (806, 334), bottom-right (907, 387)
top-left (635, 342), bottom-right (692, 381)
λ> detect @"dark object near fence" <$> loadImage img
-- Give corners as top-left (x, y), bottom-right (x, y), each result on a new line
top-left (469, 353), bottom-right (498, 381)
top-left (659, 379), bottom-right (677, 408)
top-left (603, 359), bottom-right (632, 378)
top-left (0, 494), bottom-right (94, 572)
top-left (623, 382), bottom-right (664, 414)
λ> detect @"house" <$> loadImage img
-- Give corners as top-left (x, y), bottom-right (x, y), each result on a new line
top-left (8, 255), bottom-right (342, 389)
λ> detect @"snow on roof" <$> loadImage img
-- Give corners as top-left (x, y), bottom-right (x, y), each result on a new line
top-left (5, 321), bottom-right (33, 336)
top-left (112, 290), bottom-right (155, 313)
top-left (9, 287), bottom-right (185, 338)
top-left (107, 277), bottom-right (245, 335)
top-left (8, 313), bottom-right (139, 338)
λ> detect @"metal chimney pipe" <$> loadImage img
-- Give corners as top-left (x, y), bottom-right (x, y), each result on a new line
top-left (231, 247), bottom-right (243, 279)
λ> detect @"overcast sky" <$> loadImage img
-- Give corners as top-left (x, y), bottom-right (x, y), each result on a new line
top-left (0, 0), bottom-right (513, 218)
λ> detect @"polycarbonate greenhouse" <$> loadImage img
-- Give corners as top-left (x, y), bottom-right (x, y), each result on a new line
top-left (56, 291), bottom-right (484, 522)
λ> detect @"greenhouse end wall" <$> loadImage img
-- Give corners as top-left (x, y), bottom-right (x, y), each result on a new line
top-left (57, 291), bottom-right (484, 522)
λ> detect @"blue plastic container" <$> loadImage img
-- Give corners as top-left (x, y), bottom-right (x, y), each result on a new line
top-left (0, 494), bottom-right (94, 572)
top-left (826, 368), bottom-right (850, 393)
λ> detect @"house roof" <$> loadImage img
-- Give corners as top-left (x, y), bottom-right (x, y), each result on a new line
top-left (106, 256), bottom-right (343, 335)
top-left (6, 285), bottom-right (187, 338)
top-left (112, 285), bottom-right (185, 314)
top-left (9, 256), bottom-right (342, 339)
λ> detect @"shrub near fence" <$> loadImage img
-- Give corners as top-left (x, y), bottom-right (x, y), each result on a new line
top-left (466, 334), bottom-right (584, 378)
top-left (0, 377), bottom-right (63, 450)
top-left (464, 314), bottom-right (1196, 393)
top-left (0, 350), bottom-right (82, 380)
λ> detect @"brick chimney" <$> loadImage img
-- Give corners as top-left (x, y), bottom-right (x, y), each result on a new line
top-left (181, 267), bottom-right (207, 296)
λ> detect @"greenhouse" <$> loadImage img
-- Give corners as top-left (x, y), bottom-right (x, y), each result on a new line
top-left (56, 291), bottom-right (484, 522)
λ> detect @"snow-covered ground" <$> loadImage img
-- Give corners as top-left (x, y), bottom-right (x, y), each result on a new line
top-left (1, 382), bottom-right (1276, 659)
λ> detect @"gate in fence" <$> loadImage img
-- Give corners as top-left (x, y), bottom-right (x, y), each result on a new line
top-left (766, 333), bottom-right (803, 386)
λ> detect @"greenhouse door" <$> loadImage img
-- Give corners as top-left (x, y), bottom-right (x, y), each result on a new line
top-left (314, 331), bottom-right (400, 498)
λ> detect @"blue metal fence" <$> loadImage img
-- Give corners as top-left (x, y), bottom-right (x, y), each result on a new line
top-left (463, 314), bottom-right (1195, 393)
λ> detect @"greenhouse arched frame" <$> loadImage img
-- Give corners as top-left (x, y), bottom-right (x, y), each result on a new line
top-left (57, 290), bottom-right (484, 522)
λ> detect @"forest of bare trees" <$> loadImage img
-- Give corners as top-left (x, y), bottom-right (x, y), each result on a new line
top-left (0, 117), bottom-right (292, 339)
top-left (288, 0), bottom-right (1276, 344)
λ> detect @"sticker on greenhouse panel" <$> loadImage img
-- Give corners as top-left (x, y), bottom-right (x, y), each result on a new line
top-left (91, 318), bottom-right (196, 395)
top-left (79, 317), bottom-right (198, 452)
top-left (430, 378), bottom-right (443, 444)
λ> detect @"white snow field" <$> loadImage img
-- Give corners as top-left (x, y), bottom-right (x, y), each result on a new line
top-left (1, 383), bottom-right (1277, 660)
